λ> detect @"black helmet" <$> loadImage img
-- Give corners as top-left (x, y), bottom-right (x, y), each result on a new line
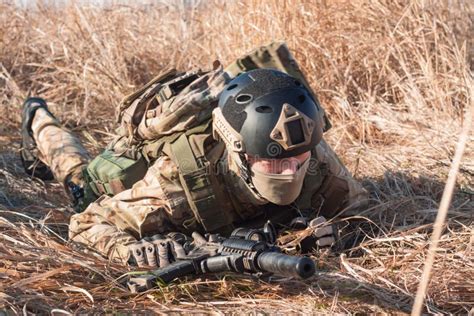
top-left (213, 69), bottom-right (324, 159)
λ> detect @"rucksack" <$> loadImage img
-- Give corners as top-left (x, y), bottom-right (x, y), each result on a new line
top-left (81, 62), bottom-right (233, 233)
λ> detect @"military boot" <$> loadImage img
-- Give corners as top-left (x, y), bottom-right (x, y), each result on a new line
top-left (20, 97), bottom-right (55, 180)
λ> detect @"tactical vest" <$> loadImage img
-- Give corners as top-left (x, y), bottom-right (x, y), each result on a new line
top-left (82, 66), bottom-right (235, 233)
top-left (81, 41), bottom-right (336, 233)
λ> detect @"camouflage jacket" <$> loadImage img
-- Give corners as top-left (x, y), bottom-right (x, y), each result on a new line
top-left (68, 138), bottom-right (367, 263)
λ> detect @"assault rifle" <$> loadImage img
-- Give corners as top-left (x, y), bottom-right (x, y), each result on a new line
top-left (126, 222), bottom-right (316, 293)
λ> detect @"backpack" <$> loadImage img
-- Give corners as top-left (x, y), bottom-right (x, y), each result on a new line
top-left (81, 41), bottom-right (331, 233)
top-left (81, 62), bottom-right (234, 233)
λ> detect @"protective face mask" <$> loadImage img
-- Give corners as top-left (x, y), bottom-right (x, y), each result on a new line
top-left (226, 151), bottom-right (269, 205)
top-left (250, 158), bottom-right (310, 205)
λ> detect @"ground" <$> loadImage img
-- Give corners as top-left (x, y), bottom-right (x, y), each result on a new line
top-left (0, 0), bottom-right (472, 314)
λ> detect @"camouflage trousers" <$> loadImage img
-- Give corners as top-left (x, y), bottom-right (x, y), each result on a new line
top-left (31, 108), bottom-right (90, 188)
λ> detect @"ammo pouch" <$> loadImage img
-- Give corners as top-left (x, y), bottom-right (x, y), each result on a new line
top-left (167, 132), bottom-right (234, 233)
top-left (82, 149), bottom-right (148, 201)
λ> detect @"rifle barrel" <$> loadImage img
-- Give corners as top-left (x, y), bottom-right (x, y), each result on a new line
top-left (257, 252), bottom-right (315, 279)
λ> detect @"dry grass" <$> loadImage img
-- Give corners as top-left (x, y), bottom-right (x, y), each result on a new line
top-left (0, 0), bottom-right (473, 314)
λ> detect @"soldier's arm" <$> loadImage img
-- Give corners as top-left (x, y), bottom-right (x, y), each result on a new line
top-left (289, 139), bottom-right (368, 251)
top-left (68, 155), bottom-right (193, 263)
top-left (313, 139), bottom-right (368, 218)
top-left (68, 200), bottom-right (138, 262)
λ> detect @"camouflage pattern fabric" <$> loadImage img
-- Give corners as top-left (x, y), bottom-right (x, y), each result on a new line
top-left (137, 62), bottom-right (229, 140)
top-left (31, 108), bottom-right (367, 264)
top-left (69, 155), bottom-right (194, 262)
top-left (68, 139), bottom-right (366, 263)
top-left (314, 139), bottom-right (368, 215)
top-left (31, 108), bottom-right (90, 187)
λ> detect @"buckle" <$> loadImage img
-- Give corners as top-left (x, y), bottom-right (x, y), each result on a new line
top-left (67, 181), bottom-right (85, 206)
top-left (93, 181), bottom-right (107, 195)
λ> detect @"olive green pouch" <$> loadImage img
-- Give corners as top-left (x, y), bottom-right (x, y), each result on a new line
top-left (82, 150), bottom-right (147, 203)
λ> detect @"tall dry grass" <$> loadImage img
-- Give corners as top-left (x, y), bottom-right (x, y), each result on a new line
top-left (0, 0), bottom-right (472, 314)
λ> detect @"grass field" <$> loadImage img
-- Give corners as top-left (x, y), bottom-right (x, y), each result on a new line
top-left (0, 0), bottom-right (472, 313)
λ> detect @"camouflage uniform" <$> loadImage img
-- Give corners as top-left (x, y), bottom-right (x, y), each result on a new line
top-left (30, 108), bottom-right (367, 263)
top-left (31, 108), bottom-right (90, 187)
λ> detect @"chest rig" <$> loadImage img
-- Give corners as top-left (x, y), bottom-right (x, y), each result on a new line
top-left (83, 66), bottom-right (236, 233)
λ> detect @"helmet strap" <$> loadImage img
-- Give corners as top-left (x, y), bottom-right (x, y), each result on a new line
top-left (237, 152), bottom-right (263, 199)
top-left (238, 153), bottom-right (251, 183)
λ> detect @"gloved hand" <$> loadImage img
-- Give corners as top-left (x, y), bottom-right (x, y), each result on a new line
top-left (307, 216), bottom-right (336, 247)
top-left (290, 216), bottom-right (337, 250)
top-left (128, 232), bottom-right (193, 268)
